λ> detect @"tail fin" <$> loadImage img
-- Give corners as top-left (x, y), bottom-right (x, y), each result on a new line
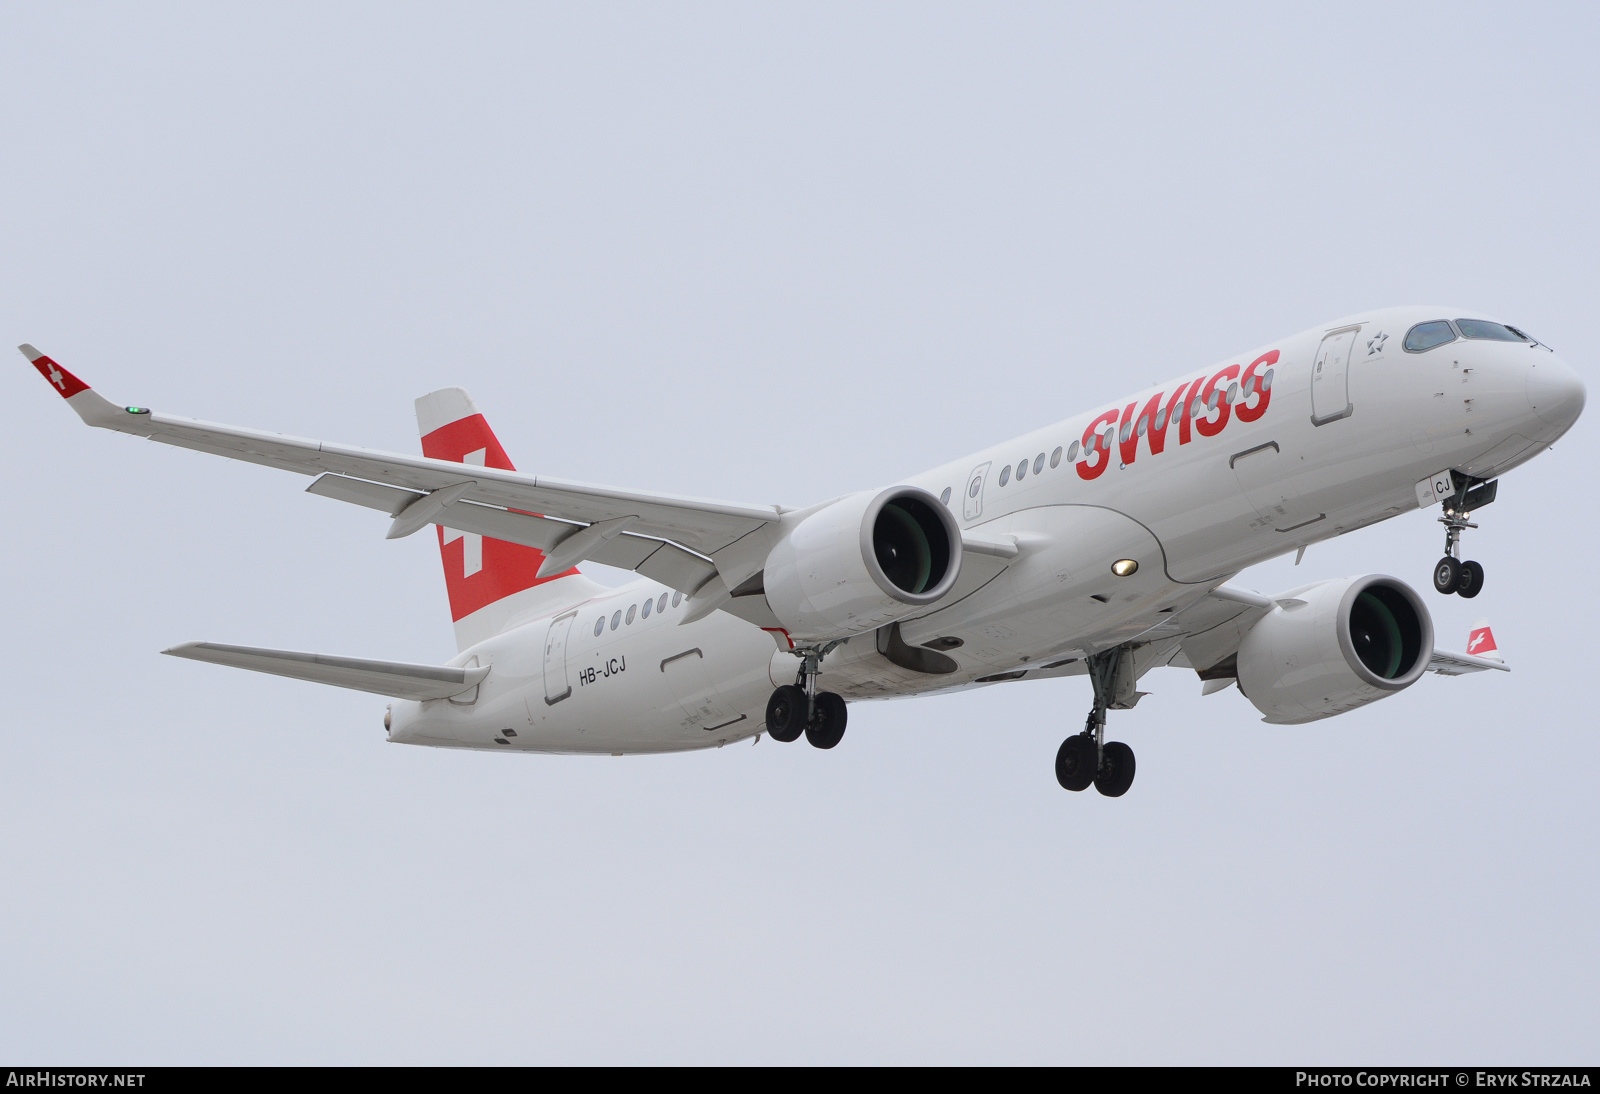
top-left (416, 388), bottom-right (588, 650)
top-left (1466, 619), bottom-right (1502, 662)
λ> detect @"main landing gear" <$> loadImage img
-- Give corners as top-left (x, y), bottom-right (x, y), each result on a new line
top-left (1056, 647), bottom-right (1137, 798)
top-left (766, 642), bottom-right (848, 749)
top-left (1431, 474), bottom-right (1497, 599)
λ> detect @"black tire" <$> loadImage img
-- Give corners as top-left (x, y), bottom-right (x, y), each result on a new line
top-left (1456, 560), bottom-right (1484, 599)
top-left (1055, 734), bottom-right (1097, 791)
top-left (1093, 741), bottom-right (1136, 798)
top-left (805, 692), bottom-right (848, 749)
top-left (765, 684), bottom-right (807, 742)
top-left (1432, 556), bottom-right (1462, 595)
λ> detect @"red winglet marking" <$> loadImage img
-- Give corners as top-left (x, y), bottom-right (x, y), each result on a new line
top-left (31, 354), bottom-right (89, 399)
top-left (1467, 627), bottom-right (1497, 656)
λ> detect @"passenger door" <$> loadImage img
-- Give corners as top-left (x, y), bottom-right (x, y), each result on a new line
top-left (1310, 326), bottom-right (1359, 425)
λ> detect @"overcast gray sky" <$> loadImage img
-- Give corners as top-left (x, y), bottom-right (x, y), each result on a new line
top-left (2, 2), bottom-right (1596, 1064)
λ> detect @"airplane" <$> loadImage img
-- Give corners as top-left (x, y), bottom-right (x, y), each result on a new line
top-left (19, 305), bottom-right (1586, 797)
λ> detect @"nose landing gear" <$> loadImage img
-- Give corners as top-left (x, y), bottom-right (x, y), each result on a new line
top-left (1430, 473), bottom-right (1496, 599)
top-left (1055, 646), bottom-right (1140, 797)
top-left (765, 641), bottom-right (850, 749)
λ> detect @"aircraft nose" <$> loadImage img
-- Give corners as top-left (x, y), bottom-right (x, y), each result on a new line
top-left (1526, 354), bottom-right (1586, 432)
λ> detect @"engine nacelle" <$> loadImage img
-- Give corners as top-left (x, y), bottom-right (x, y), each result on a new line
top-left (763, 486), bottom-right (963, 642)
top-left (1236, 575), bottom-right (1433, 725)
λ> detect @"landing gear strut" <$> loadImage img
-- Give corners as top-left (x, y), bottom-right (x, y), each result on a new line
top-left (1055, 647), bottom-right (1138, 797)
top-left (765, 641), bottom-right (849, 749)
top-left (1432, 474), bottom-right (1495, 599)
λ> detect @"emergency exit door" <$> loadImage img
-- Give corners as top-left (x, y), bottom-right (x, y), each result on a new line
top-left (543, 610), bottom-right (577, 705)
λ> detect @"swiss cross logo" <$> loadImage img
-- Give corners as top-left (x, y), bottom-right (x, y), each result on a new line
top-left (29, 354), bottom-right (89, 399)
top-left (1467, 626), bottom-right (1496, 656)
top-left (419, 415), bottom-right (572, 622)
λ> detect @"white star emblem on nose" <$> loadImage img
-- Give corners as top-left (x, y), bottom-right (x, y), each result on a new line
top-left (1367, 331), bottom-right (1388, 355)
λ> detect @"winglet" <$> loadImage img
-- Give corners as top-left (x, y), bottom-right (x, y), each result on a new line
top-left (18, 344), bottom-right (143, 429)
top-left (19, 344), bottom-right (90, 398)
top-left (1466, 619), bottom-right (1503, 662)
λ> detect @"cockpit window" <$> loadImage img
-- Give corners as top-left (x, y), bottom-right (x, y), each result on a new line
top-left (1457, 319), bottom-right (1530, 343)
top-left (1403, 321), bottom-right (1456, 352)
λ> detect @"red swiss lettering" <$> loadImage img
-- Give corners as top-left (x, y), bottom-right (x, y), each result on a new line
top-left (1194, 364), bottom-right (1241, 439)
top-left (1233, 350), bottom-right (1278, 423)
top-left (1171, 378), bottom-right (1201, 445)
top-left (1075, 409), bottom-right (1121, 480)
top-left (1115, 402), bottom-right (1139, 466)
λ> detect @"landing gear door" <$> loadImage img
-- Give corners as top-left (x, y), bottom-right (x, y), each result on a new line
top-left (1311, 325), bottom-right (1359, 425)
top-left (542, 610), bottom-right (577, 705)
top-left (963, 462), bottom-right (991, 521)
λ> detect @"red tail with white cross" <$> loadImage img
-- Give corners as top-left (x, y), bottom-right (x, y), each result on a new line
top-left (415, 388), bottom-right (578, 628)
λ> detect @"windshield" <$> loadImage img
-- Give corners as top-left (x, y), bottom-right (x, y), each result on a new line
top-left (1404, 321), bottom-right (1456, 352)
top-left (1456, 319), bottom-right (1530, 342)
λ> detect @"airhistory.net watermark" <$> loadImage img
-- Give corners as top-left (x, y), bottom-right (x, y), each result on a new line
top-left (5, 1075), bottom-right (145, 1088)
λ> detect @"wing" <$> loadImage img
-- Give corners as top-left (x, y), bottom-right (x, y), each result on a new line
top-left (1424, 649), bottom-right (1511, 675)
top-left (21, 346), bottom-right (784, 589)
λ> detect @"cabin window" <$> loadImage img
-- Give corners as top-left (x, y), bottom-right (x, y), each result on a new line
top-left (594, 617), bottom-right (605, 637)
top-left (1136, 415), bottom-right (1148, 437)
top-left (999, 464), bottom-right (1011, 486)
top-left (658, 593), bottom-right (669, 613)
top-left (610, 610), bottom-right (622, 630)
top-left (672, 591), bottom-right (682, 607)
top-left (1033, 453), bottom-right (1045, 474)
top-left (940, 486), bottom-right (952, 505)
top-left (641, 598), bottom-right (652, 619)
top-left (1016, 459), bottom-right (1028, 480)
top-left (626, 604), bottom-right (637, 624)
top-left (1226, 382), bottom-right (1239, 405)
top-left (1404, 320), bottom-right (1456, 352)
top-left (1051, 445), bottom-right (1064, 468)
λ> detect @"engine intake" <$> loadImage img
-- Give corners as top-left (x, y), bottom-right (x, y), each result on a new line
top-left (763, 487), bottom-right (962, 641)
top-left (1235, 575), bottom-right (1433, 724)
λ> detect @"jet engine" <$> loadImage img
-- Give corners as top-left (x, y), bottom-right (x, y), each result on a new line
top-left (763, 486), bottom-right (962, 642)
top-left (1235, 575), bottom-right (1433, 724)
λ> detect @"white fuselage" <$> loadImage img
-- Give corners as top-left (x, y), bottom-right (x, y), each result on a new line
top-left (387, 306), bottom-right (1583, 754)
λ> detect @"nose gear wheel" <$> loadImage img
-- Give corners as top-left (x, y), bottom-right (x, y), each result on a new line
top-left (1431, 472), bottom-right (1494, 598)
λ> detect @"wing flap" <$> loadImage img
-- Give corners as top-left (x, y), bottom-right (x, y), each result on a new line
top-left (162, 641), bottom-right (489, 700)
top-left (306, 473), bottom-right (721, 594)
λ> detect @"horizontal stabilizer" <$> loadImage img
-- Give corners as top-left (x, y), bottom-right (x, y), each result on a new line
top-left (162, 641), bottom-right (489, 700)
